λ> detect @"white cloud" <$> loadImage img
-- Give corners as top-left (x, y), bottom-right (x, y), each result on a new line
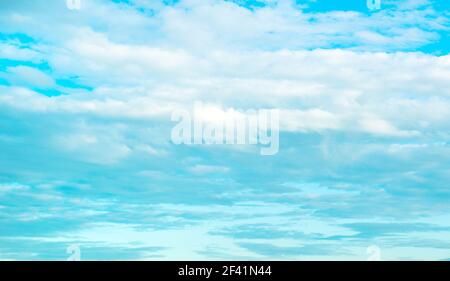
top-left (0, 0), bottom-right (449, 262)
top-left (281, 109), bottom-right (340, 132)
top-left (187, 164), bottom-right (231, 175)
top-left (53, 126), bottom-right (132, 165)
top-left (2, 66), bottom-right (54, 89)
top-left (2, 47), bottom-right (449, 139)
top-left (358, 115), bottom-right (419, 137)
top-left (0, 43), bottom-right (42, 62)
top-left (0, 183), bottom-right (29, 193)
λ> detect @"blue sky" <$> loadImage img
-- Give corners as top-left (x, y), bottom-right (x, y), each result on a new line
top-left (0, 0), bottom-right (449, 260)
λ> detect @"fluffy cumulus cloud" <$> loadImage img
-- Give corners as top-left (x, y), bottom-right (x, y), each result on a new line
top-left (0, 0), bottom-right (449, 260)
